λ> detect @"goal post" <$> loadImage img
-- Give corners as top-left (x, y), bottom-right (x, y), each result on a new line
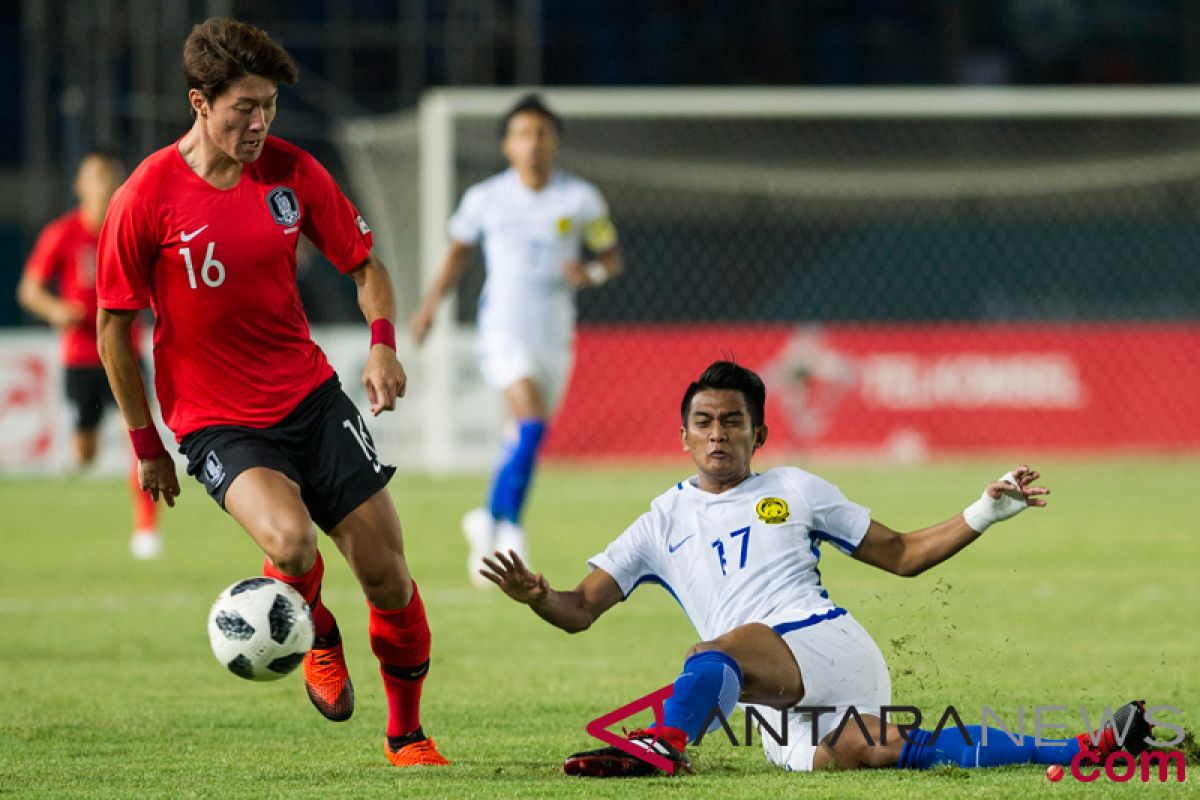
top-left (335, 87), bottom-right (1200, 473)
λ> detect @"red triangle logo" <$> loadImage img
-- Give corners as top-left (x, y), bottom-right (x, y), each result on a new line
top-left (584, 683), bottom-right (678, 774)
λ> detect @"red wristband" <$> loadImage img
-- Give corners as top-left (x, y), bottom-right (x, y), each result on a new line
top-left (370, 318), bottom-right (396, 350)
top-left (129, 425), bottom-right (167, 461)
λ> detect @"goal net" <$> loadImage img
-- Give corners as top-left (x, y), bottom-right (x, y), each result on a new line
top-left (336, 88), bottom-right (1200, 472)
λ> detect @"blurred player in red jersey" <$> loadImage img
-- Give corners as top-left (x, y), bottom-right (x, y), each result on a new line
top-left (17, 151), bottom-right (162, 560)
top-left (94, 18), bottom-right (447, 767)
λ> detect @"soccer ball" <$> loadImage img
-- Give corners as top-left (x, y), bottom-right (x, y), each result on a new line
top-left (207, 577), bottom-right (314, 682)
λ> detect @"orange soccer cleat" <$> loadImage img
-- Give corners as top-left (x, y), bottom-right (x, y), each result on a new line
top-left (385, 732), bottom-right (451, 767)
top-left (302, 637), bottom-right (354, 722)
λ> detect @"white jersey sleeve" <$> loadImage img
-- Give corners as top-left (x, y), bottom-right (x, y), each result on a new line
top-left (446, 183), bottom-right (487, 245)
top-left (784, 468), bottom-right (871, 555)
top-left (587, 511), bottom-right (659, 597)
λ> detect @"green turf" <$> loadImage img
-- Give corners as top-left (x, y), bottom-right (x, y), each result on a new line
top-left (1, 457), bottom-right (1197, 798)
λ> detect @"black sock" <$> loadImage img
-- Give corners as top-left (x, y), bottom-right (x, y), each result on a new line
top-left (312, 622), bottom-right (342, 650)
top-left (387, 727), bottom-right (426, 751)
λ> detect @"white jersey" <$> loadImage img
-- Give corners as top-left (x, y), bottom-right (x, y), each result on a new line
top-left (589, 467), bottom-right (871, 642)
top-left (447, 168), bottom-right (615, 347)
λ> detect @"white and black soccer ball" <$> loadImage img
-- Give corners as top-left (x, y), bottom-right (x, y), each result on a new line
top-left (207, 577), bottom-right (314, 682)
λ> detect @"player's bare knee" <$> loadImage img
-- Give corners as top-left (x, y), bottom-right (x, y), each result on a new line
top-left (268, 546), bottom-right (316, 576)
top-left (259, 517), bottom-right (317, 575)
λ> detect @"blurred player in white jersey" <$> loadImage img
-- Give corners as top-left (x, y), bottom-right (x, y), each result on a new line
top-left (482, 361), bottom-right (1153, 777)
top-left (410, 94), bottom-right (623, 583)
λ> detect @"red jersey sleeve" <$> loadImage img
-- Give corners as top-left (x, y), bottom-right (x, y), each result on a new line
top-left (22, 217), bottom-right (69, 284)
top-left (296, 152), bottom-right (373, 273)
top-left (96, 182), bottom-right (160, 310)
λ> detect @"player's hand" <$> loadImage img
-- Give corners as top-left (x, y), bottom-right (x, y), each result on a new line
top-left (963, 464), bottom-right (1048, 532)
top-left (50, 300), bottom-right (86, 329)
top-left (480, 549), bottom-right (549, 605)
top-left (138, 454), bottom-right (180, 508)
top-left (409, 304), bottom-right (435, 346)
top-left (363, 345), bottom-right (407, 416)
top-left (986, 465), bottom-right (1049, 506)
top-left (562, 259), bottom-right (591, 289)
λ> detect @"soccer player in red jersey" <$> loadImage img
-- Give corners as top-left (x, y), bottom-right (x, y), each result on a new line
top-left (17, 151), bottom-right (162, 559)
top-left (94, 18), bottom-right (447, 767)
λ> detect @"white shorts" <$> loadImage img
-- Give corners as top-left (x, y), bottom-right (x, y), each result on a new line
top-left (476, 330), bottom-right (574, 413)
top-left (753, 611), bottom-right (892, 772)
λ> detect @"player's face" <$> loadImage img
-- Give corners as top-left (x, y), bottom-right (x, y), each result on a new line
top-left (681, 389), bottom-right (766, 490)
top-left (502, 111), bottom-right (559, 178)
top-left (73, 156), bottom-right (122, 213)
top-left (195, 75), bottom-right (279, 164)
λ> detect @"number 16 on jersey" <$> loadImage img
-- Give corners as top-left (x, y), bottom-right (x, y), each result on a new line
top-left (179, 242), bottom-right (226, 288)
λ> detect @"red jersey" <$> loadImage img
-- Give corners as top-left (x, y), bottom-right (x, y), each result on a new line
top-left (96, 136), bottom-right (373, 440)
top-left (23, 210), bottom-right (104, 366)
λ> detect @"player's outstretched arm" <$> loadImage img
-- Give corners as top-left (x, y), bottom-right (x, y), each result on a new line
top-left (17, 274), bottom-right (85, 329)
top-left (852, 465), bottom-right (1048, 577)
top-left (409, 240), bottom-right (473, 345)
top-left (97, 308), bottom-right (180, 507)
top-left (349, 251), bottom-right (406, 416)
top-left (480, 550), bottom-right (623, 633)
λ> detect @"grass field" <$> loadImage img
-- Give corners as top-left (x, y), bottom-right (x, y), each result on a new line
top-left (1, 457), bottom-right (1197, 798)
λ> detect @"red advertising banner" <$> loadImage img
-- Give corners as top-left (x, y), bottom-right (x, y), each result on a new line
top-left (546, 323), bottom-right (1200, 459)
top-left (0, 350), bottom-right (56, 467)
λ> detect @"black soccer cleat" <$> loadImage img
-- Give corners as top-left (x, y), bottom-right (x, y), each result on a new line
top-left (1076, 700), bottom-right (1155, 758)
top-left (563, 728), bottom-right (691, 778)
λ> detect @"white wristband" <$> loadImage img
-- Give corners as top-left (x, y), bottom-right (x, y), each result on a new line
top-left (585, 261), bottom-right (608, 287)
top-left (962, 471), bottom-right (1027, 533)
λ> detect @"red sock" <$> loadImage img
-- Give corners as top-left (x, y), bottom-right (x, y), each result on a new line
top-left (369, 582), bottom-right (431, 739)
top-left (262, 551), bottom-right (336, 641)
top-left (129, 458), bottom-right (158, 531)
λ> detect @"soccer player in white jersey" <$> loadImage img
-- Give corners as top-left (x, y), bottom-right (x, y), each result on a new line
top-left (410, 94), bottom-right (623, 583)
top-left (481, 361), bottom-right (1153, 777)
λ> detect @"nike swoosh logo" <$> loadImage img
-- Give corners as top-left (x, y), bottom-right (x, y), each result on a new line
top-left (667, 535), bottom-right (694, 553)
top-left (180, 225), bottom-right (209, 242)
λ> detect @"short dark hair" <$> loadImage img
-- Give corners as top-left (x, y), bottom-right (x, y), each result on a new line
top-left (680, 361), bottom-right (767, 428)
top-left (499, 93), bottom-right (563, 138)
top-left (183, 18), bottom-right (298, 106)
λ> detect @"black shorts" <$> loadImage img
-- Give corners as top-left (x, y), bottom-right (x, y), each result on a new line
top-left (179, 376), bottom-right (396, 532)
top-left (64, 366), bottom-right (115, 431)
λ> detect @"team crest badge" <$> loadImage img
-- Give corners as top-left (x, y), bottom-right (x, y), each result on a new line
top-left (755, 497), bottom-right (789, 524)
top-left (556, 216), bottom-right (572, 235)
top-left (203, 451), bottom-right (225, 487)
top-left (266, 186), bottom-right (301, 226)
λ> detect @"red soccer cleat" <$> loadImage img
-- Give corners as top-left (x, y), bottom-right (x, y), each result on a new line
top-left (563, 727), bottom-right (691, 777)
top-left (1076, 700), bottom-right (1155, 758)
